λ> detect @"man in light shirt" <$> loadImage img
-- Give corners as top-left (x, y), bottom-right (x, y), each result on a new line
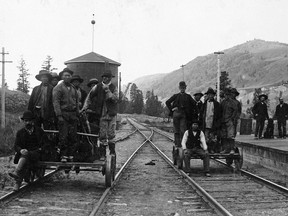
top-left (181, 120), bottom-right (210, 177)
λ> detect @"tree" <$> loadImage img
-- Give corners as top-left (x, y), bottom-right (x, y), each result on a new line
top-left (130, 83), bottom-right (144, 114)
top-left (246, 88), bottom-right (261, 117)
top-left (220, 71), bottom-right (231, 91)
top-left (17, 57), bottom-right (30, 94)
top-left (145, 90), bottom-right (164, 117)
top-left (42, 55), bottom-right (57, 72)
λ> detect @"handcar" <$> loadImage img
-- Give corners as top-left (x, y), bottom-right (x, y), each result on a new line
top-left (172, 144), bottom-right (243, 172)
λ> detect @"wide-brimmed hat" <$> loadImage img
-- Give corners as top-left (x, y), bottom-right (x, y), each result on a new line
top-left (179, 81), bottom-right (187, 87)
top-left (258, 94), bottom-right (268, 100)
top-left (59, 68), bottom-right (74, 79)
top-left (20, 110), bottom-right (35, 121)
top-left (194, 92), bottom-right (203, 97)
top-left (205, 88), bottom-right (216, 95)
top-left (87, 78), bottom-right (99, 87)
top-left (70, 75), bottom-right (84, 83)
top-left (101, 70), bottom-right (115, 78)
top-left (35, 70), bottom-right (52, 81)
top-left (230, 88), bottom-right (239, 96)
top-left (50, 72), bottom-right (60, 81)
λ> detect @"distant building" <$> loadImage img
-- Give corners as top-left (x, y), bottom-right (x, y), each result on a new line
top-left (65, 52), bottom-right (121, 92)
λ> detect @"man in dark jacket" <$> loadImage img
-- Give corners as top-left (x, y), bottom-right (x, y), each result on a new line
top-left (81, 70), bottom-right (118, 158)
top-left (200, 88), bottom-right (222, 153)
top-left (28, 70), bottom-right (54, 129)
top-left (9, 111), bottom-right (47, 191)
top-left (275, 98), bottom-right (288, 138)
top-left (53, 68), bottom-right (79, 162)
top-left (230, 88), bottom-right (242, 137)
top-left (50, 72), bottom-right (60, 87)
top-left (220, 88), bottom-right (238, 154)
top-left (166, 81), bottom-right (196, 147)
top-left (252, 94), bottom-right (269, 139)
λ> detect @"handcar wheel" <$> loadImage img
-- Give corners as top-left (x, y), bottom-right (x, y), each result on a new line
top-left (111, 154), bottom-right (116, 181)
top-left (177, 148), bottom-right (184, 169)
top-left (172, 146), bottom-right (177, 165)
top-left (226, 157), bottom-right (233, 166)
top-left (105, 155), bottom-right (112, 187)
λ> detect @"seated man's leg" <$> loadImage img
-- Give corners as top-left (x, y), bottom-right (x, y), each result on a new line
top-left (194, 148), bottom-right (210, 176)
top-left (99, 119), bottom-right (109, 159)
top-left (183, 149), bottom-right (193, 172)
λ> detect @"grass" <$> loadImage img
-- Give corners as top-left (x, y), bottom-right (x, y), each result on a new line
top-left (0, 112), bottom-right (23, 157)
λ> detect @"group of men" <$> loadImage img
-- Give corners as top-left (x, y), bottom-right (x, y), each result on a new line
top-left (252, 95), bottom-right (288, 139)
top-left (9, 68), bottom-right (118, 190)
top-left (166, 81), bottom-right (241, 176)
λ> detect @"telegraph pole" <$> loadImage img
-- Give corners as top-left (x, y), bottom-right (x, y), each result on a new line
top-left (0, 47), bottom-right (12, 128)
top-left (180, 64), bottom-right (185, 81)
top-left (91, 14), bottom-right (95, 52)
top-left (214, 51), bottom-right (224, 102)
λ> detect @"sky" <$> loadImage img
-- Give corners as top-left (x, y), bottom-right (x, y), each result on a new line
top-left (1, 0), bottom-right (288, 91)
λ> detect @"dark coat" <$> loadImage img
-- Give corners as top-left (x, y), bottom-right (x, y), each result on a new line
top-left (165, 93), bottom-right (196, 121)
top-left (78, 88), bottom-right (87, 109)
top-left (275, 103), bottom-right (288, 120)
top-left (192, 99), bottom-right (203, 120)
top-left (28, 84), bottom-right (54, 120)
top-left (200, 99), bottom-right (222, 131)
top-left (252, 101), bottom-right (269, 120)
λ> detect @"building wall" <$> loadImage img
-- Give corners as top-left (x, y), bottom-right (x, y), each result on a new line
top-left (66, 62), bottom-right (119, 93)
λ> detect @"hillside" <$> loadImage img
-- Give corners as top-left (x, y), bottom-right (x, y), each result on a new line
top-left (133, 39), bottom-right (288, 101)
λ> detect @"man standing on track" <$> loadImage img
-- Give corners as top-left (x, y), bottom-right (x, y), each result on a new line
top-left (53, 68), bottom-right (79, 162)
top-left (230, 88), bottom-right (242, 137)
top-left (252, 94), bottom-right (269, 139)
top-left (81, 70), bottom-right (119, 159)
top-left (200, 88), bottom-right (222, 153)
top-left (166, 81), bottom-right (196, 148)
top-left (275, 98), bottom-right (288, 139)
top-left (28, 70), bottom-right (54, 129)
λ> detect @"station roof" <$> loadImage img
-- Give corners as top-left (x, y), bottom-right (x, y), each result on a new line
top-left (64, 52), bottom-right (121, 66)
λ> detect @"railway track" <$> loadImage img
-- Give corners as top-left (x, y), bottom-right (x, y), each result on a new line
top-left (93, 118), bottom-right (230, 215)
top-left (144, 120), bottom-right (288, 216)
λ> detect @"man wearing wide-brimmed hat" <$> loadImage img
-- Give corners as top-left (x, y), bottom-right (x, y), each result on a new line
top-left (230, 88), bottom-right (242, 137)
top-left (87, 78), bottom-right (99, 90)
top-left (199, 88), bottom-right (222, 153)
top-left (28, 70), bottom-right (54, 129)
top-left (53, 68), bottom-right (79, 162)
top-left (192, 92), bottom-right (204, 121)
top-left (165, 81), bottom-right (196, 148)
top-left (9, 110), bottom-right (48, 191)
top-left (252, 94), bottom-right (269, 139)
top-left (70, 74), bottom-right (87, 109)
top-left (81, 70), bottom-right (118, 159)
top-left (220, 88), bottom-right (238, 153)
top-left (50, 72), bottom-right (60, 87)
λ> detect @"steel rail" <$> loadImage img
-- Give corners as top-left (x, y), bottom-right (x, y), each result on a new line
top-left (0, 170), bottom-right (58, 205)
top-left (128, 118), bottom-right (233, 216)
top-left (89, 124), bottom-right (149, 216)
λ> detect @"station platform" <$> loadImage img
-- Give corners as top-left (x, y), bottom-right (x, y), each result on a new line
top-left (235, 135), bottom-right (288, 175)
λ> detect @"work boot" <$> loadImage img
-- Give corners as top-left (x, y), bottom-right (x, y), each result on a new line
top-left (13, 181), bottom-right (22, 191)
top-left (9, 157), bottom-right (27, 180)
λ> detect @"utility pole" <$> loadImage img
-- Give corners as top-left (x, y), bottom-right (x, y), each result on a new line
top-left (119, 72), bottom-right (122, 100)
top-left (180, 64), bottom-right (185, 81)
top-left (91, 14), bottom-right (95, 52)
top-left (214, 51), bottom-right (224, 102)
top-left (0, 47), bottom-right (12, 129)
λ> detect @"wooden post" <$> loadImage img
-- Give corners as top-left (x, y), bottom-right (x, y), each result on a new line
top-left (0, 47), bottom-right (12, 129)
